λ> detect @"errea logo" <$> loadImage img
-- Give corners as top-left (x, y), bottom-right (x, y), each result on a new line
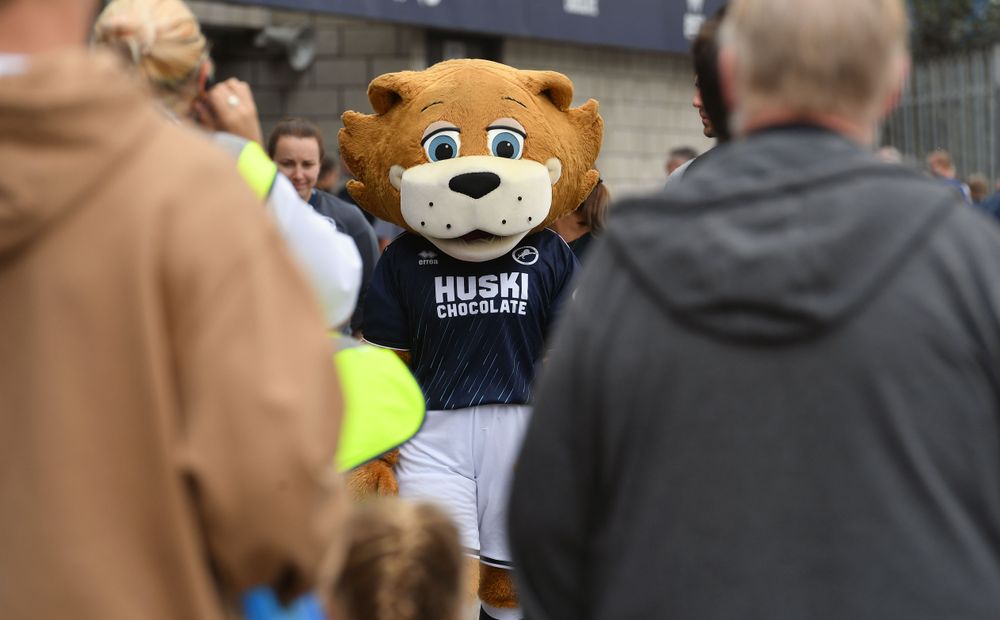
top-left (512, 246), bottom-right (539, 266)
top-left (418, 250), bottom-right (439, 266)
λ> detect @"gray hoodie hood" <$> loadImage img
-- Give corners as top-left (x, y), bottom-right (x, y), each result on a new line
top-left (607, 127), bottom-right (958, 343)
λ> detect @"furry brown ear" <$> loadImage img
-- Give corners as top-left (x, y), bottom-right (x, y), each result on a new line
top-left (568, 99), bottom-right (603, 160)
top-left (339, 111), bottom-right (369, 176)
top-left (520, 70), bottom-right (575, 110)
top-left (367, 71), bottom-right (420, 115)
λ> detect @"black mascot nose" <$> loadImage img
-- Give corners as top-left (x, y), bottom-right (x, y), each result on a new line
top-left (449, 172), bottom-right (502, 199)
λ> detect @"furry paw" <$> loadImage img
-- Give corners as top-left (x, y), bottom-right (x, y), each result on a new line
top-left (347, 449), bottom-right (399, 501)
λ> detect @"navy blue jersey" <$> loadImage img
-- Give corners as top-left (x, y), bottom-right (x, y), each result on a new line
top-left (364, 230), bottom-right (578, 410)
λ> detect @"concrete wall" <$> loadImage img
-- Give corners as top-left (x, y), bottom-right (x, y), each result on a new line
top-left (190, 1), bottom-right (713, 198)
top-left (190, 2), bottom-right (424, 146)
top-left (504, 38), bottom-right (713, 197)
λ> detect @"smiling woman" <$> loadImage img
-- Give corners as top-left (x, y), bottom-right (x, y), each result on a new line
top-left (267, 117), bottom-right (325, 201)
top-left (268, 117), bottom-right (379, 334)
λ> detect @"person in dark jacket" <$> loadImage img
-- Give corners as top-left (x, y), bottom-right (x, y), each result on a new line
top-left (510, 1), bottom-right (1000, 618)
top-left (665, 5), bottom-right (730, 189)
top-left (926, 149), bottom-right (973, 204)
top-left (268, 118), bottom-right (379, 335)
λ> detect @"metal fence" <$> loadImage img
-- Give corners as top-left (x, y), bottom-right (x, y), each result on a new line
top-left (883, 46), bottom-right (1000, 185)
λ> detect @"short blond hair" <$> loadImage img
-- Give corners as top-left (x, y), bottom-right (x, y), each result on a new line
top-left (332, 499), bottom-right (464, 620)
top-left (93, 0), bottom-right (208, 107)
top-left (722, 0), bottom-right (909, 124)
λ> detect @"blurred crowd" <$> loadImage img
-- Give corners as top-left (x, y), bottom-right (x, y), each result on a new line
top-left (4, 0), bottom-right (1000, 619)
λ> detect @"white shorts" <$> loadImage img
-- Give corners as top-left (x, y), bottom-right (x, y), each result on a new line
top-left (396, 403), bottom-right (530, 569)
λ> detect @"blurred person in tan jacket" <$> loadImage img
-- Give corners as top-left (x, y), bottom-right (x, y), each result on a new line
top-left (0, 1), bottom-right (346, 619)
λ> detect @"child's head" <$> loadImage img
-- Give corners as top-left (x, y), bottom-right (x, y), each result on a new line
top-left (329, 499), bottom-right (464, 620)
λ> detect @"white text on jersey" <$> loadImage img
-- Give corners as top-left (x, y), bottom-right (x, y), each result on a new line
top-left (434, 273), bottom-right (530, 318)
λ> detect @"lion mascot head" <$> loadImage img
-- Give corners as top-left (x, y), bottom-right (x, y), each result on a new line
top-left (339, 59), bottom-right (603, 262)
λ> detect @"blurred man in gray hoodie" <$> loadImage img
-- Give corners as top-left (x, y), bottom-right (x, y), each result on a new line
top-left (511, 0), bottom-right (1000, 618)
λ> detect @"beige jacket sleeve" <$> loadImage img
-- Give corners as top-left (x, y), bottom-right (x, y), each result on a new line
top-left (164, 163), bottom-right (344, 602)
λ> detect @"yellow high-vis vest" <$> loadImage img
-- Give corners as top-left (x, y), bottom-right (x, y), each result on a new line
top-left (332, 337), bottom-right (425, 471)
top-left (214, 133), bottom-right (278, 202)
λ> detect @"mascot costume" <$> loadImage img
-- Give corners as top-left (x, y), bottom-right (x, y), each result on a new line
top-left (340, 59), bottom-right (603, 620)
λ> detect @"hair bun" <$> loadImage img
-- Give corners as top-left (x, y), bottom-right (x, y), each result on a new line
top-left (95, 15), bottom-right (157, 65)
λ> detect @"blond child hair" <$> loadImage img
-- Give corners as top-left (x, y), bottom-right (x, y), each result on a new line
top-left (329, 499), bottom-right (464, 620)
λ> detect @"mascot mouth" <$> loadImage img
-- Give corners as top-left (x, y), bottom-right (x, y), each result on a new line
top-left (460, 230), bottom-right (499, 242)
top-left (425, 229), bottom-right (531, 263)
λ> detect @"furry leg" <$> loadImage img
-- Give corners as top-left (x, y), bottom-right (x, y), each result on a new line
top-left (479, 563), bottom-right (517, 607)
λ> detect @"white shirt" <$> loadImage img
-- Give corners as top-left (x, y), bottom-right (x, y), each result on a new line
top-left (267, 174), bottom-right (362, 329)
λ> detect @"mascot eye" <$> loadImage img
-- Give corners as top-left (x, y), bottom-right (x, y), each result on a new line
top-left (424, 131), bottom-right (461, 162)
top-left (487, 128), bottom-right (524, 160)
